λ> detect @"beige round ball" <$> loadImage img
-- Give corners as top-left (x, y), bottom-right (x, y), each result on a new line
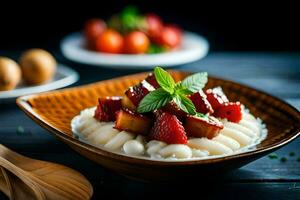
top-left (0, 57), bottom-right (22, 91)
top-left (20, 49), bottom-right (56, 85)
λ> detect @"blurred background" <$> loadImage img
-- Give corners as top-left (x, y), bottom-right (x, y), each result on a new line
top-left (0, 0), bottom-right (299, 52)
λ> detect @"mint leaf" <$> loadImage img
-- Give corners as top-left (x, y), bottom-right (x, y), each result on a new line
top-left (154, 67), bottom-right (175, 94)
top-left (176, 88), bottom-right (193, 95)
top-left (137, 88), bottom-right (172, 113)
top-left (182, 72), bottom-right (208, 93)
top-left (174, 82), bottom-right (193, 95)
top-left (173, 94), bottom-right (196, 115)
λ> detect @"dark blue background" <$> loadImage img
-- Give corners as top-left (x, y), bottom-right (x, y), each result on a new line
top-left (0, 0), bottom-right (299, 51)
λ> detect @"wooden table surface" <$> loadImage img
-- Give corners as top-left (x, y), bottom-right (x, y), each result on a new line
top-left (0, 52), bottom-right (300, 200)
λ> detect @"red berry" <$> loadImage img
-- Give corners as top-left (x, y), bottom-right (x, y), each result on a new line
top-left (150, 112), bottom-right (188, 144)
top-left (94, 97), bottom-right (122, 122)
top-left (122, 74), bottom-right (158, 111)
top-left (84, 18), bottom-right (106, 49)
top-left (125, 80), bottom-right (155, 107)
top-left (205, 87), bottom-right (229, 110)
top-left (160, 101), bottom-right (187, 120)
top-left (185, 115), bottom-right (223, 139)
top-left (214, 102), bottom-right (242, 123)
top-left (189, 91), bottom-right (213, 114)
top-left (154, 25), bottom-right (182, 48)
top-left (146, 13), bottom-right (163, 38)
top-left (115, 109), bottom-right (153, 135)
top-left (145, 73), bottom-right (160, 89)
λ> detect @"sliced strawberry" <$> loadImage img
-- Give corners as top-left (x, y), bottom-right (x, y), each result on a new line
top-left (185, 115), bottom-right (223, 139)
top-left (124, 80), bottom-right (155, 108)
top-left (150, 112), bottom-right (187, 144)
top-left (121, 95), bottom-right (136, 111)
top-left (189, 90), bottom-right (214, 114)
top-left (214, 102), bottom-right (242, 123)
top-left (145, 73), bottom-right (160, 89)
top-left (160, 101), bottom-right (187, 120)
top-left (114, 109), bottom-right (153, 135)
top-left (205, 87), bottom-right (229, 110)
top-left (94, 96), bottom-right (122, 122)
top-left (123, 73), bottom-right (159, 111)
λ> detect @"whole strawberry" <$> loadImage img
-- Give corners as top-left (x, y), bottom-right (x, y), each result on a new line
top-left (150, 112), bottom-right (188, 144)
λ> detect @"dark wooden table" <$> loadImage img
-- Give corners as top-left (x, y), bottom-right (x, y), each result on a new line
top-left (0, 51), bottom-right (300, 200)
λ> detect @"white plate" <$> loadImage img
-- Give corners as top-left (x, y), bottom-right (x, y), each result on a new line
top-left (60, 31), bottom-right (209, 69)
top-left (0, 64), bottom-right (79, 102)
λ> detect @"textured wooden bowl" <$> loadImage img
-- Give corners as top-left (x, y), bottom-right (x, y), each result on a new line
top-left (17, 71), bottom-right (300, 182)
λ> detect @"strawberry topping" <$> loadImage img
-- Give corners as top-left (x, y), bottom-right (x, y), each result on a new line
top-left (160, 101), bottom-right (187, 120)
top-left (214, 102), bottom-right (242, 123)
top-left (185, 115), bottom-right (223, 139)
top-left (94, 97), bottom-right (122, 122)
top-left (189, 90), bottom-right (213, 114)
top-left (125, 80), bottom-right (155, 107)
top-left (150, 112), bottom-right (187, 144)
top-left (205, 87), bottom-right (229, 110)
top-left (145, 73), bottom-right (160, 89)
top-left (114, 109), bottom-right (153, 135)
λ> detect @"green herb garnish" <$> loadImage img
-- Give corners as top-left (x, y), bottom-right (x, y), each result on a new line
top-left (181, 72), bottom-right (208, 93)
top-left (173, 94), bottom-right (196, 115)
top-left (109, 6), bottom-right (146, 34)
top-left (280, 157), bottom-right (287, 162)
top-left (136, 88), bottom-right (172, 114)
top-left (16, 126), bottom-right (25, 134)
top-left (154, 67), bottom-right (176, 94)
top-left (147, 44), bottom-right (166, 54)
top-left (289, 152), bottom-right (295, 157)
top-left (268, 153), bottom-right (278, 159)
top-left (137, 67), bottom-right (208, 115)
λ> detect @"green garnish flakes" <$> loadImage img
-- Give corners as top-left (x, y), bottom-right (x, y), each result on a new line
top-left (16, 126), bottom-right (25, 134)
top-left (268, 153), bottom-right (278, 159)
top-left (289, 152), bottom-right (296, 157)
top-left (280, 157), bottom-right (288, 162)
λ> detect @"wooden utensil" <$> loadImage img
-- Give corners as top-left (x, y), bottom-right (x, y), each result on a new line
top-left (0, 144), bottom-right (93, 200)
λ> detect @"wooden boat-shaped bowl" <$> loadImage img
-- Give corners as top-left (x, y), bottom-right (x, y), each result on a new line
top-left (17, 71), bottom-right (300, 181)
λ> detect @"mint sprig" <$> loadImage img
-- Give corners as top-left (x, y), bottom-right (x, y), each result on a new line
top-left (154, 67), bottom-right (175, 94)
top-left (182, 72), bottom-right (208, 93)
top-left (137, 67), bottom-right (208, 114)
top-left (137, 88), bottom-right (171, 113)
top-left (173, 94), bottom-right (196, 115)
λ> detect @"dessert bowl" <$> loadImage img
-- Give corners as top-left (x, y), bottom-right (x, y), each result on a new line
top-left (17, 71), bottom-right (300, 181)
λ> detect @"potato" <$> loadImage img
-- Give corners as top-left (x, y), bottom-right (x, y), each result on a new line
top-left (20, 49), bottom-right (56, 85)
top-left (0, 57), bottom-right (21, 91)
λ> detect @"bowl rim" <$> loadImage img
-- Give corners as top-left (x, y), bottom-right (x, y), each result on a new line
top-left (16, 71), bottom-right (300, 166)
